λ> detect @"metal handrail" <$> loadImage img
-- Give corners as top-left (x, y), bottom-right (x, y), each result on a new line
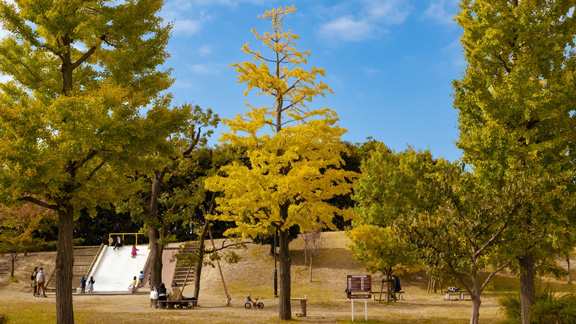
top-left (108, 233), bottom-right (146, 246)
top-left (84, 243), bottom-right (104, 278)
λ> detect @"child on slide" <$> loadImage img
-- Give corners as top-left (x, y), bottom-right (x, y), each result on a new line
top-left (131, 245), bottom-right (139, 258)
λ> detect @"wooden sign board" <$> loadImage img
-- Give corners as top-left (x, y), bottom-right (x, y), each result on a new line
top-left (347, 275), bottom-right (371, 299)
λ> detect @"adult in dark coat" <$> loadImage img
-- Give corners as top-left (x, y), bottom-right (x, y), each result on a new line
top-left (157, 283), bottom-right (168, 308)
top-left (392, 275), bottom-right (401, 292)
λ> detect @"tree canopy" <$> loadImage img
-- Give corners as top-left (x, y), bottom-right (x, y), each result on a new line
top-left (205, 5), bottom-right (359, 320)
top-left (453, 1), bottom-right (576, 322)
top-left (0, 1), bottom-right (181, 323)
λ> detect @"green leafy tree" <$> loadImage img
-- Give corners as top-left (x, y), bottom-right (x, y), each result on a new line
top-left (116, 105), bottom-right (219, 289)
top-left (0, 1), bottom-right (180, 322)
top-left (453, 1), bottom-right (576, 323)
top-left (205, 6), bottom-right (359, 320)
top-left (74, 207), bottom-right (141, 246)
top-left (147, 144), bottom-right (240, 301)
top-left (353, 143), bottom-right (542, 324)
top-left (348, 224), bottom-right (418, 301)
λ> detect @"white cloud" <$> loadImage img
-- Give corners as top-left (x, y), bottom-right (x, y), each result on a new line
top-left (362, 0), bottom-right (411, 23)
top-left (198, 45), bottom-right (212, 56)
top-left (170, 0), bottom-right (268, 10)
top-left (188, 63), bottom-right (223, 75)
top-left (318, 16), bottom-right (375, 42)
top-left (162, 3), bottom-right (212, 38)
top-left (317, 0), bottom-right (412, 44)
top-left (422, 0), bottom-right (459, 25)
top-left (440, 39), bottom-right (466, 70)
top-left (362, 66), bottom-right (380, 75)
top-left (172, 19), bottom-right (204, 36)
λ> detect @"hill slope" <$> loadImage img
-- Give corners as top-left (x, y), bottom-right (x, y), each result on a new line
top-left (2, 231), bottom-right (575, 323)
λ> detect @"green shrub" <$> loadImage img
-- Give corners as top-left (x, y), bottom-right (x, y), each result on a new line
top-left (499, 290), bottom-right (576, 324)
top-left (531, 293), bottom-right (576, 324)
top-left (499, 293), bottom-right (521, 324)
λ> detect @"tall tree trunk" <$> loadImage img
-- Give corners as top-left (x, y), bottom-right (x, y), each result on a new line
top-left (470, 292), bottom-right (481, 324)
top-left (193, 222), bottom-right (209, 299)
top-left (469, 277), bottom-right (481, 324)
top-left (148, 226), bottom-right (163, 288)
top-left (56, 205), bottom-right (75, 324)
top-left (304, 237), bottom-right (308, 266)
top-left (309, 256), bottom-right (313, 282)
top-left (519, 252), bottom-right (536, 324)
top-left (386, 273), bottom-right (391, 302)
top-left (147, 170), bottom-right (165, 288)
top-left (278, 227), bottom-right (292, 320)
top-left (10, 253), bottom-right (16, 278)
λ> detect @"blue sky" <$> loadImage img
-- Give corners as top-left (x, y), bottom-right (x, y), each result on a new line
top-left (160, 0), bottom-right (465, 161)
top-left (0, 0), bottom-right (463, 161)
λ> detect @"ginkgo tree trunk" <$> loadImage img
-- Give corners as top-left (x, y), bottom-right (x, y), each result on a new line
top-left (205, 5), bottom-right (359, 321)
top-left (0, 1), bottom-right (181, 323)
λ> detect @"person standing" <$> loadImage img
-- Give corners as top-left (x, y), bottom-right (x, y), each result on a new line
top-left (31, 267), bottom-right (38, 297)
top-left (80, 275), bottom-right (87, 294)
top-left (150, 286), bottom-right (159, 308)
top-left (109, 236), bottom-right (114, 249)
top-left (391, 274), bottom-right (402, 301)
top-left (138, 271), bottom-right (145, 288)
top-left (88, 276), bottom-right (95, 294)
top-left (36, 268), bottom-right (47, 297)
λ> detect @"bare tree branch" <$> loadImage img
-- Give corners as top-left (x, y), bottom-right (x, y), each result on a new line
top-left (17, 196), bottom-right (58, 211)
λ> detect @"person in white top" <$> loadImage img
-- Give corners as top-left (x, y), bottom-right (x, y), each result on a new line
top-left (36, 268), bottom-right (47, 297)
top-left (150, 286), bottom-right (159, 308)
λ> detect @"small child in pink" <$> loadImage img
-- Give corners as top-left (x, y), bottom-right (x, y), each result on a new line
top-left (131, 245), bottom-right (139, 258)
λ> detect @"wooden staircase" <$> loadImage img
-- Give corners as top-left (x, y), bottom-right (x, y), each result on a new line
top-left (171, 242), bottom-right (198, 289)
top-left (45, 245), bottom-right (103, 291)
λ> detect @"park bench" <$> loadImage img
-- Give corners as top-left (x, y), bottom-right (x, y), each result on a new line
top-left (157, 299), bottom-right (196, 309)
top-left (291, 296), bottom-right (307, 317)
top-left (370, 290), bottom-right (405, 301)
top-left (444, 290), bottom-right (469, 301)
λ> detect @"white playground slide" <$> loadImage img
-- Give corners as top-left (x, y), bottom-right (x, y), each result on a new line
top-left (89, 245), bottom-right (149, 293)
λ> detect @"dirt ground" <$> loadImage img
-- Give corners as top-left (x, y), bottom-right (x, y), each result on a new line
top-left (1, 232), bottom-right (574, 323)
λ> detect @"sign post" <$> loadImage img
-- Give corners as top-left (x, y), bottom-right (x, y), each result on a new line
top-left (347, 275), bottom-right (371, 322)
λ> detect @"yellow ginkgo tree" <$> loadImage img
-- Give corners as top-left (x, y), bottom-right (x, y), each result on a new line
top-left (205, 5), bottom-right (359, 320)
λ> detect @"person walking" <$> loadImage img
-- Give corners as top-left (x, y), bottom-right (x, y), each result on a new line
top-left (31, 267), bottom-right (38, 297)
top-left (88, 276), bottom-right (95, 294)
top-left (36, 268), bottom-right (47, 297)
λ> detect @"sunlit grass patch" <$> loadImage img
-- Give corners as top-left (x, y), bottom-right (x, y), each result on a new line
top-left (75, 311), bottom-right (184, 324)
top-left (0, 301), bottom-right (56, 324)
top-left (483, 273), bottom-right (520, 293)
